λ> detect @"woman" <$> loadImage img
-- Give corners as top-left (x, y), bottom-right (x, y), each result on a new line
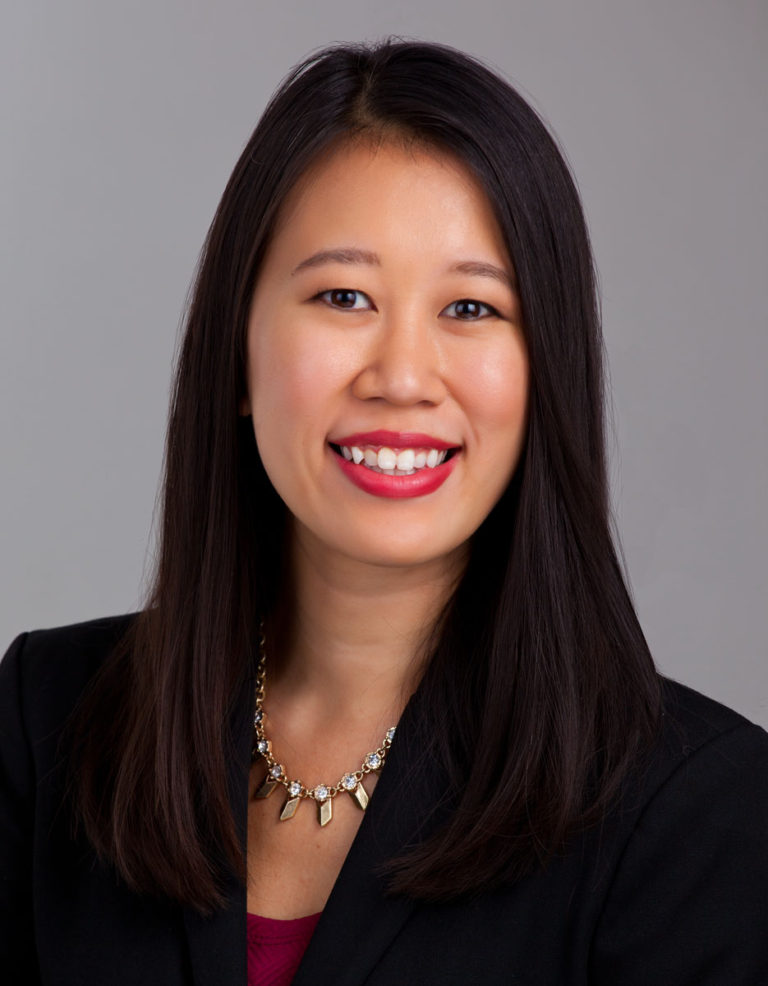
top-left (1, 40), bottom-right (766, 986)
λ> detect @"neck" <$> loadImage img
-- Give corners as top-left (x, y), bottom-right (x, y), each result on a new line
top-left (267, 524), bottom-right (466, 728)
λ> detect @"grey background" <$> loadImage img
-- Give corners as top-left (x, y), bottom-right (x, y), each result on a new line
top-left (1, 1), bottom-right (766, 726)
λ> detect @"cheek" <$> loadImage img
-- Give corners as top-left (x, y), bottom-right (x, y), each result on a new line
top-left (250, 333), bottom-right (312, 415)
top-left (458, 339), bottom-right (529, 442)
top-left (247, 319), bottom-right (357, 439)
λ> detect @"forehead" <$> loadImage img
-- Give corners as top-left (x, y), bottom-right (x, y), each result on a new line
top-left (261, 137), bottom-right (510, 270)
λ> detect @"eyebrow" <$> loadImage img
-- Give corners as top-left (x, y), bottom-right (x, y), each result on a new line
top-left (291, 248), bottom-right (515, 291)
top-left (449, 260), bottom-right (516, 290)
top-left (291, 248), bottom-right (380, 275)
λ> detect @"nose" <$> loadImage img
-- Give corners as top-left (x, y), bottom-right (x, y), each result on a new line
top-left (351, 310), bottom-right (447, 407)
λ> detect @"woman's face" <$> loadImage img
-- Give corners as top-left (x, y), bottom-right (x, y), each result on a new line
top-left (243, 140), bottom-right (529, 573)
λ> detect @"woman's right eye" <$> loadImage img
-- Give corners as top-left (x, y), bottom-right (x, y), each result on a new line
top-left (316, 289), bottom-right (373, 310)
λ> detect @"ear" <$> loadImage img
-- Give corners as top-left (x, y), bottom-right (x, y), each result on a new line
top-left (239, 394), bottom-right (251, 416)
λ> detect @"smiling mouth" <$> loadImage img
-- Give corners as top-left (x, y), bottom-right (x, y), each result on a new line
top-left (329, 443), bottom-right (459, 476)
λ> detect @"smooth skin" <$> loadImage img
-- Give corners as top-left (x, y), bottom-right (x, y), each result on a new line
top-left (242, 139), bottom-right (529, 918)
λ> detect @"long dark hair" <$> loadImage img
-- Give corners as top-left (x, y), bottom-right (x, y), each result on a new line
top-left (70, 39), bottom-right (661, 912)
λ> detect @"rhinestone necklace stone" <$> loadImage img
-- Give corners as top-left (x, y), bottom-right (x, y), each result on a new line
top-left (251, 626), bottom-right (397, 827)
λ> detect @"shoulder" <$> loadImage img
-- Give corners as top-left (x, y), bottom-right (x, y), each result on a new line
top-left (615, 675), bottom-right (768, 838)
top-left (660, 673), bottom-right (759, 738)
top-left (3, 612), bottom-right (137, 669)
top-left (587, 679), bottom-right (768, 979)
top-left (4, 612), bottom-right (137, 665)
top-left (0, 613), bottom-right (138, 743)
top-left (611, 675), bottom-right (766, 874)
top-left (584, 675), bottom-right (768, 912)
top-left (647, 675), bottom-right (768, 796)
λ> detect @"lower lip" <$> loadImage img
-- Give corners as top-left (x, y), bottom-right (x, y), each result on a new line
top-left (333, 450), bottom-right (459, 498)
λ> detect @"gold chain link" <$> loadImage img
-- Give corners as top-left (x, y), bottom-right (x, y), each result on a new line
top-left (252, 624), bottom-right (396, 806)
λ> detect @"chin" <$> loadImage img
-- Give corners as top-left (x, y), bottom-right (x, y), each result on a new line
top-left (336, 531), bottom-right (469, 572)
top-left (291, 513), bottom-right (472, 573)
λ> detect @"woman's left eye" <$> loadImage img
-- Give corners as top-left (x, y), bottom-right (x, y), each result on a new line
top-left (441, 298), bottom-right (498, 320)
top-left (317, 289), bottom-right (372, 310)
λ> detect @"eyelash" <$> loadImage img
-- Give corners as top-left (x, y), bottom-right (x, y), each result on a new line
top-left (313, 289), bottom-right (500, 321)
top-left (442, 299), bottom-right (499, 321)
top-left (314, 289), bottom-right (372, 311)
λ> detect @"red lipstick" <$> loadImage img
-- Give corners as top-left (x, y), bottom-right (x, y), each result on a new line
top-left (331, 430), bottom-right (456, 450)
top-left (329, 432), bottom-right (460, 499)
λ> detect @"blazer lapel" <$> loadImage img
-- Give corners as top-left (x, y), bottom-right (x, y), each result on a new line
top-left (183, 669), bottom-right (449, 986)
top-left (182, 875), bottom-right (246, 986)
top-left (293, 686), bottom-right (450, 986)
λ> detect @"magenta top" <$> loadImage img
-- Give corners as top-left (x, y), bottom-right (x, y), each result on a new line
top-left (246, 910), bottom-right (323, 986)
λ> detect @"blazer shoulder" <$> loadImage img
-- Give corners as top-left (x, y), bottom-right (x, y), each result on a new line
top-left (1, 613), bottom-right (139, 742)
top-left (631, 675), bottom-right (768, 815)
top-left (658, 674), bottom-right (765, 752)
top-left (590, 680), bottom-right (768, 982)
top-left (19, 610), bottom-right (135, 649)
top-left (5, 612), bottom-right (138, 672)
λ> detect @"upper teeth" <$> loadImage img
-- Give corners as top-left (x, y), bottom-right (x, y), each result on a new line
top-left (339, 445), bottom-right (448, 474)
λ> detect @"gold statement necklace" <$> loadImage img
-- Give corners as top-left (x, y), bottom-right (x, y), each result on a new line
top-left (251, 626), bottom-right (397, 827)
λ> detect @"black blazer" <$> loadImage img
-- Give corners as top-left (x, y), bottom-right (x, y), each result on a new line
top-left (1, 615), bottom-right (767, 985)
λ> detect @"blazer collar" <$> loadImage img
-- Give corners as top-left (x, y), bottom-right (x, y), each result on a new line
top-left (183, 670), bottom-right (448, 986)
